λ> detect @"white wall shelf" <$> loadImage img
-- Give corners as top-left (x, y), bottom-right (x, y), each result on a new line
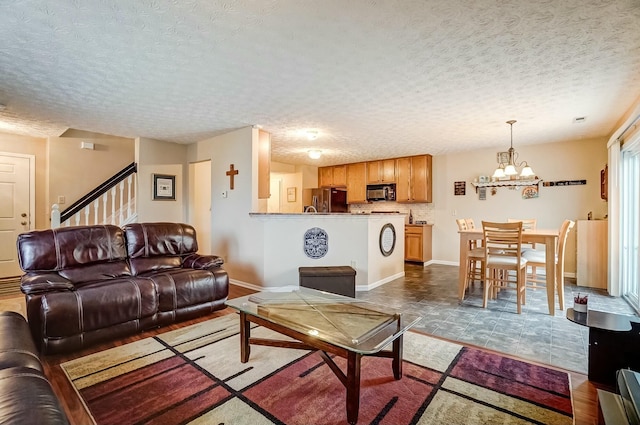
top-left (470, 179), bottom-right (541, 192)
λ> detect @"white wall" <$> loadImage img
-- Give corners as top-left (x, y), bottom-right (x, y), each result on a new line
top-left (255, 214), bottom-right (405, 289)
top-left (432, 137), bottom-right (608, 274)
top-left (48, 134), bottom-right (134, 219)
top-left (187, 126), bottom-right (266, 286)
top-left (135, 137), bottom-right (187, 223)
top-left (269, 161), bottom-right (318, 213)
top-left (180, 128), bottom-right (606, 288)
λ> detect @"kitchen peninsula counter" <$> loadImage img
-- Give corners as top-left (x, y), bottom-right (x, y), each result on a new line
top-left (249, 212), bottom-right (405, 291)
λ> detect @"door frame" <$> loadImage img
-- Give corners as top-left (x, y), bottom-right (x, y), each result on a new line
top-left (0, 151), bottom-right (35, 230)
top-left (188, 159), bottom-right (212, 253)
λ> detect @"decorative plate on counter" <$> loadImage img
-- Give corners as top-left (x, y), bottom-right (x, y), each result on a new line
top-left (304, 227), bottom-right (328, 259)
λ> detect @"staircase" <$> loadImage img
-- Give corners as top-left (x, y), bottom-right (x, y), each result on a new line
top-left (51, 162), bottom-right (138, 228)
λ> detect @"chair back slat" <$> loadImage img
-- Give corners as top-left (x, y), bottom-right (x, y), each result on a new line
top-left (558, 219), bottom-right (575, 258)
top-left (456, 218), bottom-right (468, 231)
top-left (507, 218), bottom-right (537, 230)
top-left (483, 221), bottom-right (523, 259)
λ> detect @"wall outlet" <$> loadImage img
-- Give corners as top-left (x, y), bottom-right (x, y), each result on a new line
top-left (350, 260), bottom-right (356, 269)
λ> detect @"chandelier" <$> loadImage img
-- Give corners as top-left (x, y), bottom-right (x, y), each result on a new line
top-left (492, 120), bottom-right (535, 179)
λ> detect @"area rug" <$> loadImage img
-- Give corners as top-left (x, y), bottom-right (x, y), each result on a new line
top-left (61, 314), bottom-right (574, 425)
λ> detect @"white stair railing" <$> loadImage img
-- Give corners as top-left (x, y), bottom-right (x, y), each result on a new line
top-left (51, 173), bottom-right (137, 228)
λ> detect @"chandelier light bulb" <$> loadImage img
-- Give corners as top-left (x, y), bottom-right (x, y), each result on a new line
top-left (492, 166), bottom-right (505, 179)
top-left (520, 164), bottom-right (535, 177)
top-left (504, 164), bottom-right (517, 175)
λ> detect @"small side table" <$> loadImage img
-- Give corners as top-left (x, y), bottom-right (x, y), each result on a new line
top-left (567, 308), bottom-right (640, 387)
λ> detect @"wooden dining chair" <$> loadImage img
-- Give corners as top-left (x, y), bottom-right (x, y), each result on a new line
top-left (456, 218), bottom-right (484, 300)
top-left (482, 221), bottom-right (528, 314)
top-left (523, 219), bottom-right (575, 310)
top-left (507, 218), bottom-right (537, 231)
top-left (508, 218), bottom-right (539, 285)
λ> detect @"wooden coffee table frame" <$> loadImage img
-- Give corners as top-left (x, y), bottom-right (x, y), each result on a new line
top-left (238, 311), bottom-right (404, 425)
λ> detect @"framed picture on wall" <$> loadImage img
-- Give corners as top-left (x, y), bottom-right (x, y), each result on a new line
top-left (153, 174), bottom-right (176, 200)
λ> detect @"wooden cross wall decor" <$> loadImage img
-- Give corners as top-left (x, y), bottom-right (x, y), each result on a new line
top-left (226, 164), bottom-right (239, 190)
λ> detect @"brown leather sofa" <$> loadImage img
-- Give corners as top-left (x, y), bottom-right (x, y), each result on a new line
top-left (0, 311), bottom-right (69, 424)
top-left (17, 222), bottom-right (229, 354)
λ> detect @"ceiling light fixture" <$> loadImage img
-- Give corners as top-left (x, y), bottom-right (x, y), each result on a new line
top-left (492, 120), bottom-right (535, 179)
top-left (306, 130), bottom-right (318, 140)
top-left (308, 149), bottom-right (322, 159)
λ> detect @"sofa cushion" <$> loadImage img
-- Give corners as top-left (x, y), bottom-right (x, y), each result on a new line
top-left (0, 312), bottom-right (42, 372)
top-left (39, 278), bottom-right (158, 337)
top-left (141, 269), bottom-right (221, 312)
top-left (124, 222), bottom-right (199, 275)
top-left (17, 225), bottom-right (130, 282)
top-left (20, 273), bottom-right (74, 295)
top-left (0, 367), bottom-right (70, 425)
top-left (182, 253), bottom-right (224, 269)
top-left (58, 261), bottom-right (132, 284)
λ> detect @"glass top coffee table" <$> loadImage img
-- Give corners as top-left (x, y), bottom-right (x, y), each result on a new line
top-left (226, 288), bottom-right (422, 424)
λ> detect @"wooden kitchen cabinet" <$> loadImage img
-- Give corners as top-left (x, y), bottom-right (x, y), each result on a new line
top-left (346, 162), bottom-right (367, 203)
top-left (366, 159), bottom-right (396, 184)
top-left (405, 224), bottom-right (432, 263)
top-left (577, 220), bottom-right (608, 289)
top-left (396, 154), bottom-right (432, 203)
top-left (319, 165), bottom-right (347, 187)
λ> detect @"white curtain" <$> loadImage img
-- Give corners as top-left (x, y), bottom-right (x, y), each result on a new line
top-left (608, 98), bottom-right (640, 297)
top-left (608, 139), bottom-right (621, 295)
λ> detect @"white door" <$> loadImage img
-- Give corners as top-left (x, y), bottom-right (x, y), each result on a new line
top-left (189, 160), bottom-right (211, 253)
top-left (0, 154), bottom-right (32, 278)
top-left (267, 178), bottom-right (281, 212)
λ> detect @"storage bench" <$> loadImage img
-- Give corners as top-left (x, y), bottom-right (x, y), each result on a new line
top-left (298, 266), bottom-right (356, 297)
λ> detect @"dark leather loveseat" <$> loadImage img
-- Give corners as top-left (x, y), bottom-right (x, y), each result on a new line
top-left (17, 222), bottom-right (229, 354)
top-left (0, 311), bottom-right (69, 424)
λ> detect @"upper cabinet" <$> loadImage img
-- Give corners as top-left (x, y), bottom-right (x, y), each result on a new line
top-left (346, 162), bottom-right (367, 203)
top-left (396, 154), bottom-right (432, 203)
top-left (366, 159), bottom-right (396, 184)
top-left (258, 130), bottom-right (271, 199)
top-left (319, 165), bottom-right (347, 187)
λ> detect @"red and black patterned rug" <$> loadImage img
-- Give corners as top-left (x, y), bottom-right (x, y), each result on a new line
top-left (62, 314), bottom-right (574, 425)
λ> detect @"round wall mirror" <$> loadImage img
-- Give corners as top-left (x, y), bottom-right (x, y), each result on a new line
top-left (379, 223), bottom-right (396, 257)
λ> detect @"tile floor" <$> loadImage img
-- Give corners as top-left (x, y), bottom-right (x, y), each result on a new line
top-left (358, 263), bottom-right (637, 374)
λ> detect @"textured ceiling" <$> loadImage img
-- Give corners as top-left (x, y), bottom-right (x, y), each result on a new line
top-left (0, 1), bottom-right (639, 166)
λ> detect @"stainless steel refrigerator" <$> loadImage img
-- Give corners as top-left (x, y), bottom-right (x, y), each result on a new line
top-left (309, 188), bottom-right (348, 212)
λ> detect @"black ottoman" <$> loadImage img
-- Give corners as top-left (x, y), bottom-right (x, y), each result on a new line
top-left (299, 266), bottom-right (356, 298)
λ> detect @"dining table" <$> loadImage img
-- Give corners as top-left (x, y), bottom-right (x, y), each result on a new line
top-left (458, 227), bottom-right (561, 315)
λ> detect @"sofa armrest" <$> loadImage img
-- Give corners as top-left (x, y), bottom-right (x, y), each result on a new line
top-left (20, 273), bottom-right (74, 295)
top-left (182, 254), bottom-right (224, 270)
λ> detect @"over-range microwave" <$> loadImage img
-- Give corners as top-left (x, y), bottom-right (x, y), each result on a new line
top-left (366, 184), bottom-right (396, 201)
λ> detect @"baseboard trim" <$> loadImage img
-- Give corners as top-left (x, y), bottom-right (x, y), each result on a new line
top-left (430, 260), bottom-right (459, 266)
top-left (229, 266), bottom-right (576, 293)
